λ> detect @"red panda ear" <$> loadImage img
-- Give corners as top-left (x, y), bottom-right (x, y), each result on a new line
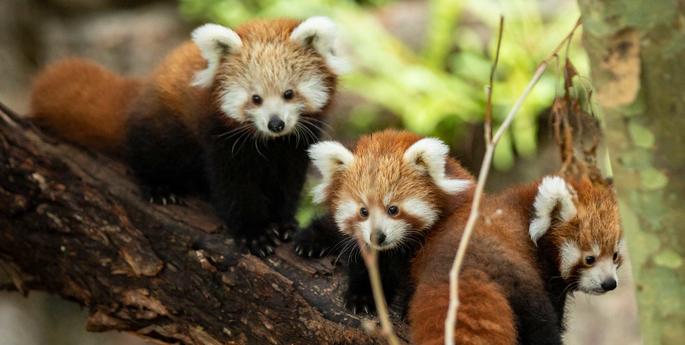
top-left (403, 138), bottom-right (472, 195)
top-left (529, 176), bottom-right (578, 244)
top-left (191, 24), bottom-right (243, 88)
top-left (308, 141), bottom-right (354, 203)
top-left (291, 16), bottom-right (349, 75)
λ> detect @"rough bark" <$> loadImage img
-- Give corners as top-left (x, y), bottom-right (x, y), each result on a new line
top-left (0, 107), bottom-right (406, 344)
top-left (578, 1), bottom-right (685, 344)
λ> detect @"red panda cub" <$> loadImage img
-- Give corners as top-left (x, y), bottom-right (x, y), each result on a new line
top-left (29, 17), bottom-right (346, 257)
top-left (300, 130), bottom-right (623, 345)
top-left (302, 129), bottom-right (474, 313)
top-left (409, 175), bottom-right (624, 345)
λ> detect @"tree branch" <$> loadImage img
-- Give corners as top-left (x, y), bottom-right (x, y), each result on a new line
top-left (443, 18), bottom-right (582, 345)
top-left (0, 107), bottom-right (409, 344)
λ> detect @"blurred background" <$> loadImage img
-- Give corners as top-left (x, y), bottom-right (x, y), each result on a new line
top-left (0, 0), bottom-right (640, 344)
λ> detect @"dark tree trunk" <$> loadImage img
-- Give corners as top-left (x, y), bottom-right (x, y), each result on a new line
top-left (0, 106), bottom-right (406, 345)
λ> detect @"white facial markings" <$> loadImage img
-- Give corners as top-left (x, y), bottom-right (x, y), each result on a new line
top-left (334, 199), bottom-right (358, 230)
top-left (402, 197), bottom-right (439, 229)
top-left (403, 138), bottom-right (472, 195)
top-left (529, 176), bottom-right (578, 244)
top-left (334, 197), bottom-right (418, 250)
top-left (579, 257), bottom-right (619, 294)
top-left (559, 240), bottom-right (581, 279)
top-left (245, 96), bottom-right (302, 137)
top-left (591, 243), bottom-right (601, 256)
top-left (361, 207), bottom-right (410, 250)
top-left (219, 84), bottom-right (248, 121)
top-left (298, 75), bottom-right (330, 111)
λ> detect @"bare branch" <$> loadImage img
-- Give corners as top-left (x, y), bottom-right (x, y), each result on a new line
top-left (443, 18), bottom-right (582, 345)
top-left (356, 232), bottom-right (402, 345)
top-left (484, 16), bottom-right (504, 142)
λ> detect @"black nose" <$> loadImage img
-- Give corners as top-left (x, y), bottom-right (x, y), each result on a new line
top-left (601, 278), bottom-right (617, 291)
top-left (268, 116), bottom-right (285, 133)
top-left (374, 231), bottom-right (387, 245)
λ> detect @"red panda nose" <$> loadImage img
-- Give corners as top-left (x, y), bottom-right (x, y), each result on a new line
top-left (374, 232), bottom-right (387, 245)
top-left (268, 116), bottom-right (285, 133)
top-left (601, 278), bottom-right (617, 291)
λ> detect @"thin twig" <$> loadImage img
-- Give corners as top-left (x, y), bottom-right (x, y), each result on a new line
top-left (356, 233), bottom-right (401, 345)
top-left (443, 18), bottom-right (582, 345)
top-left (484, 16), bottom-right (504, 142)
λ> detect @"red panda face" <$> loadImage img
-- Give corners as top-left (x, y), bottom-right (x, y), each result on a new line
top-left (309, 130), bottom-right (472, 251)
top-left (530, 176), bottom-right (624, 294)
top-left (191, 18), bottom-right (346, 137)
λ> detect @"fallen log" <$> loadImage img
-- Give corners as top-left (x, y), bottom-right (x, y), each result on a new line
top-left (0, 105), bottom-right (407, 345)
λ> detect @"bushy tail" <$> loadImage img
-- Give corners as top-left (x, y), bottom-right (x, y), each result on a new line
top-left (409, 271), bottom-right (517, 345)
top-left (29, 58), bottom-right (142, 154)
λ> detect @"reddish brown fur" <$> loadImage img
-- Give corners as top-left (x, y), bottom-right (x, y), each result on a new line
top-left (409, 175), bottom-right (621, 344)
top-left (549, 177), bottom-right (622, 262)
top-left (30, 58), bottom-right (142, 153)
top-left (29, 18), bottom-right (335, 153)
top-left (411, 272), bottom-right (517, 345)
top-left (324, 129), bottom-right (472, 236)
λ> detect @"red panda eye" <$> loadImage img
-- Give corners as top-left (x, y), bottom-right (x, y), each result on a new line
top-left (359, 207), bottom-right (369, 217)
top-left (387, 206), bottom-right (399, 216)
top-left (584, 256), bottom-right (596, 265)
top-left (613, 252), bottom-right (618, 261)
top-left (252, 95), bottom-right (263, 105)
top-left (283, 89), bottom-right (294, 100)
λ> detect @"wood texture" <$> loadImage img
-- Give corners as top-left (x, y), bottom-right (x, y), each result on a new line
top-left (0, 106), bottom-right (407, 345)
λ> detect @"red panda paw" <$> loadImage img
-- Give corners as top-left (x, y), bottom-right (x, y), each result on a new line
top-left (293, 227), bottom-right (332, 258)
top-left (345, 290), bottom-right (376, 315)
top-left (274, 222), bottom-right (297, 242)
top-left (293, 215), bottom-right (341, 258)
top-left (236, 232), bottom-right (278, 258)
top-left (142, 185), bottom-right (185, 206)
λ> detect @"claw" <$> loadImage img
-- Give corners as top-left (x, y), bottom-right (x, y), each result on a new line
top-left (319, 249), bottom-right (326, 257)
top-left (308, 249), bottom-right (314, 257)
top-left (149, 197), bottom-right (155, 203)
top-left (257, 249), bottom-right (266, 258)
top-left (265, 245), bottom-right (274, 255)
top-left (282, 231), bottom-right (290, 241)
top-left (363, 305), bottom-right (370, 314)
top-left (352, 306), bottom-right (357, 314)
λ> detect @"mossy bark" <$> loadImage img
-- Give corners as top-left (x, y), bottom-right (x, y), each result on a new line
top-left (578, 1), bottom-right (685, 344)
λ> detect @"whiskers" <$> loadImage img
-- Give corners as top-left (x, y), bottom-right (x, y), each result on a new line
top-left (389, 230), bottom-right (426, 256)
top-left (215, 122), bottom-right (255, 155)
top-left (214, 115), bottom-right (328, 156)
top-left (333, 236), bottom-right (360, 266)
top-left (292, 118), bottom-right (326, 148)
top-left (559, 274), bottom-right (580, 297)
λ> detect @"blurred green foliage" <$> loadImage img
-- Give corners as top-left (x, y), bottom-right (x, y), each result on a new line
top-left (179, 0), bottom-right (588, 170)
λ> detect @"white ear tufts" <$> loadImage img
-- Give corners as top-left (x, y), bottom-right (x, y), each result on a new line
top-left (290, 16), bottom-right (349, 75)
top-left (308, 141), bottom-right (354, 203)
top-left (191, 24), bottom-right (242, 88)
top-left (403, 138), bottom-right (472, 195)
top-left (529, 176), bottom-right (578, 244)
